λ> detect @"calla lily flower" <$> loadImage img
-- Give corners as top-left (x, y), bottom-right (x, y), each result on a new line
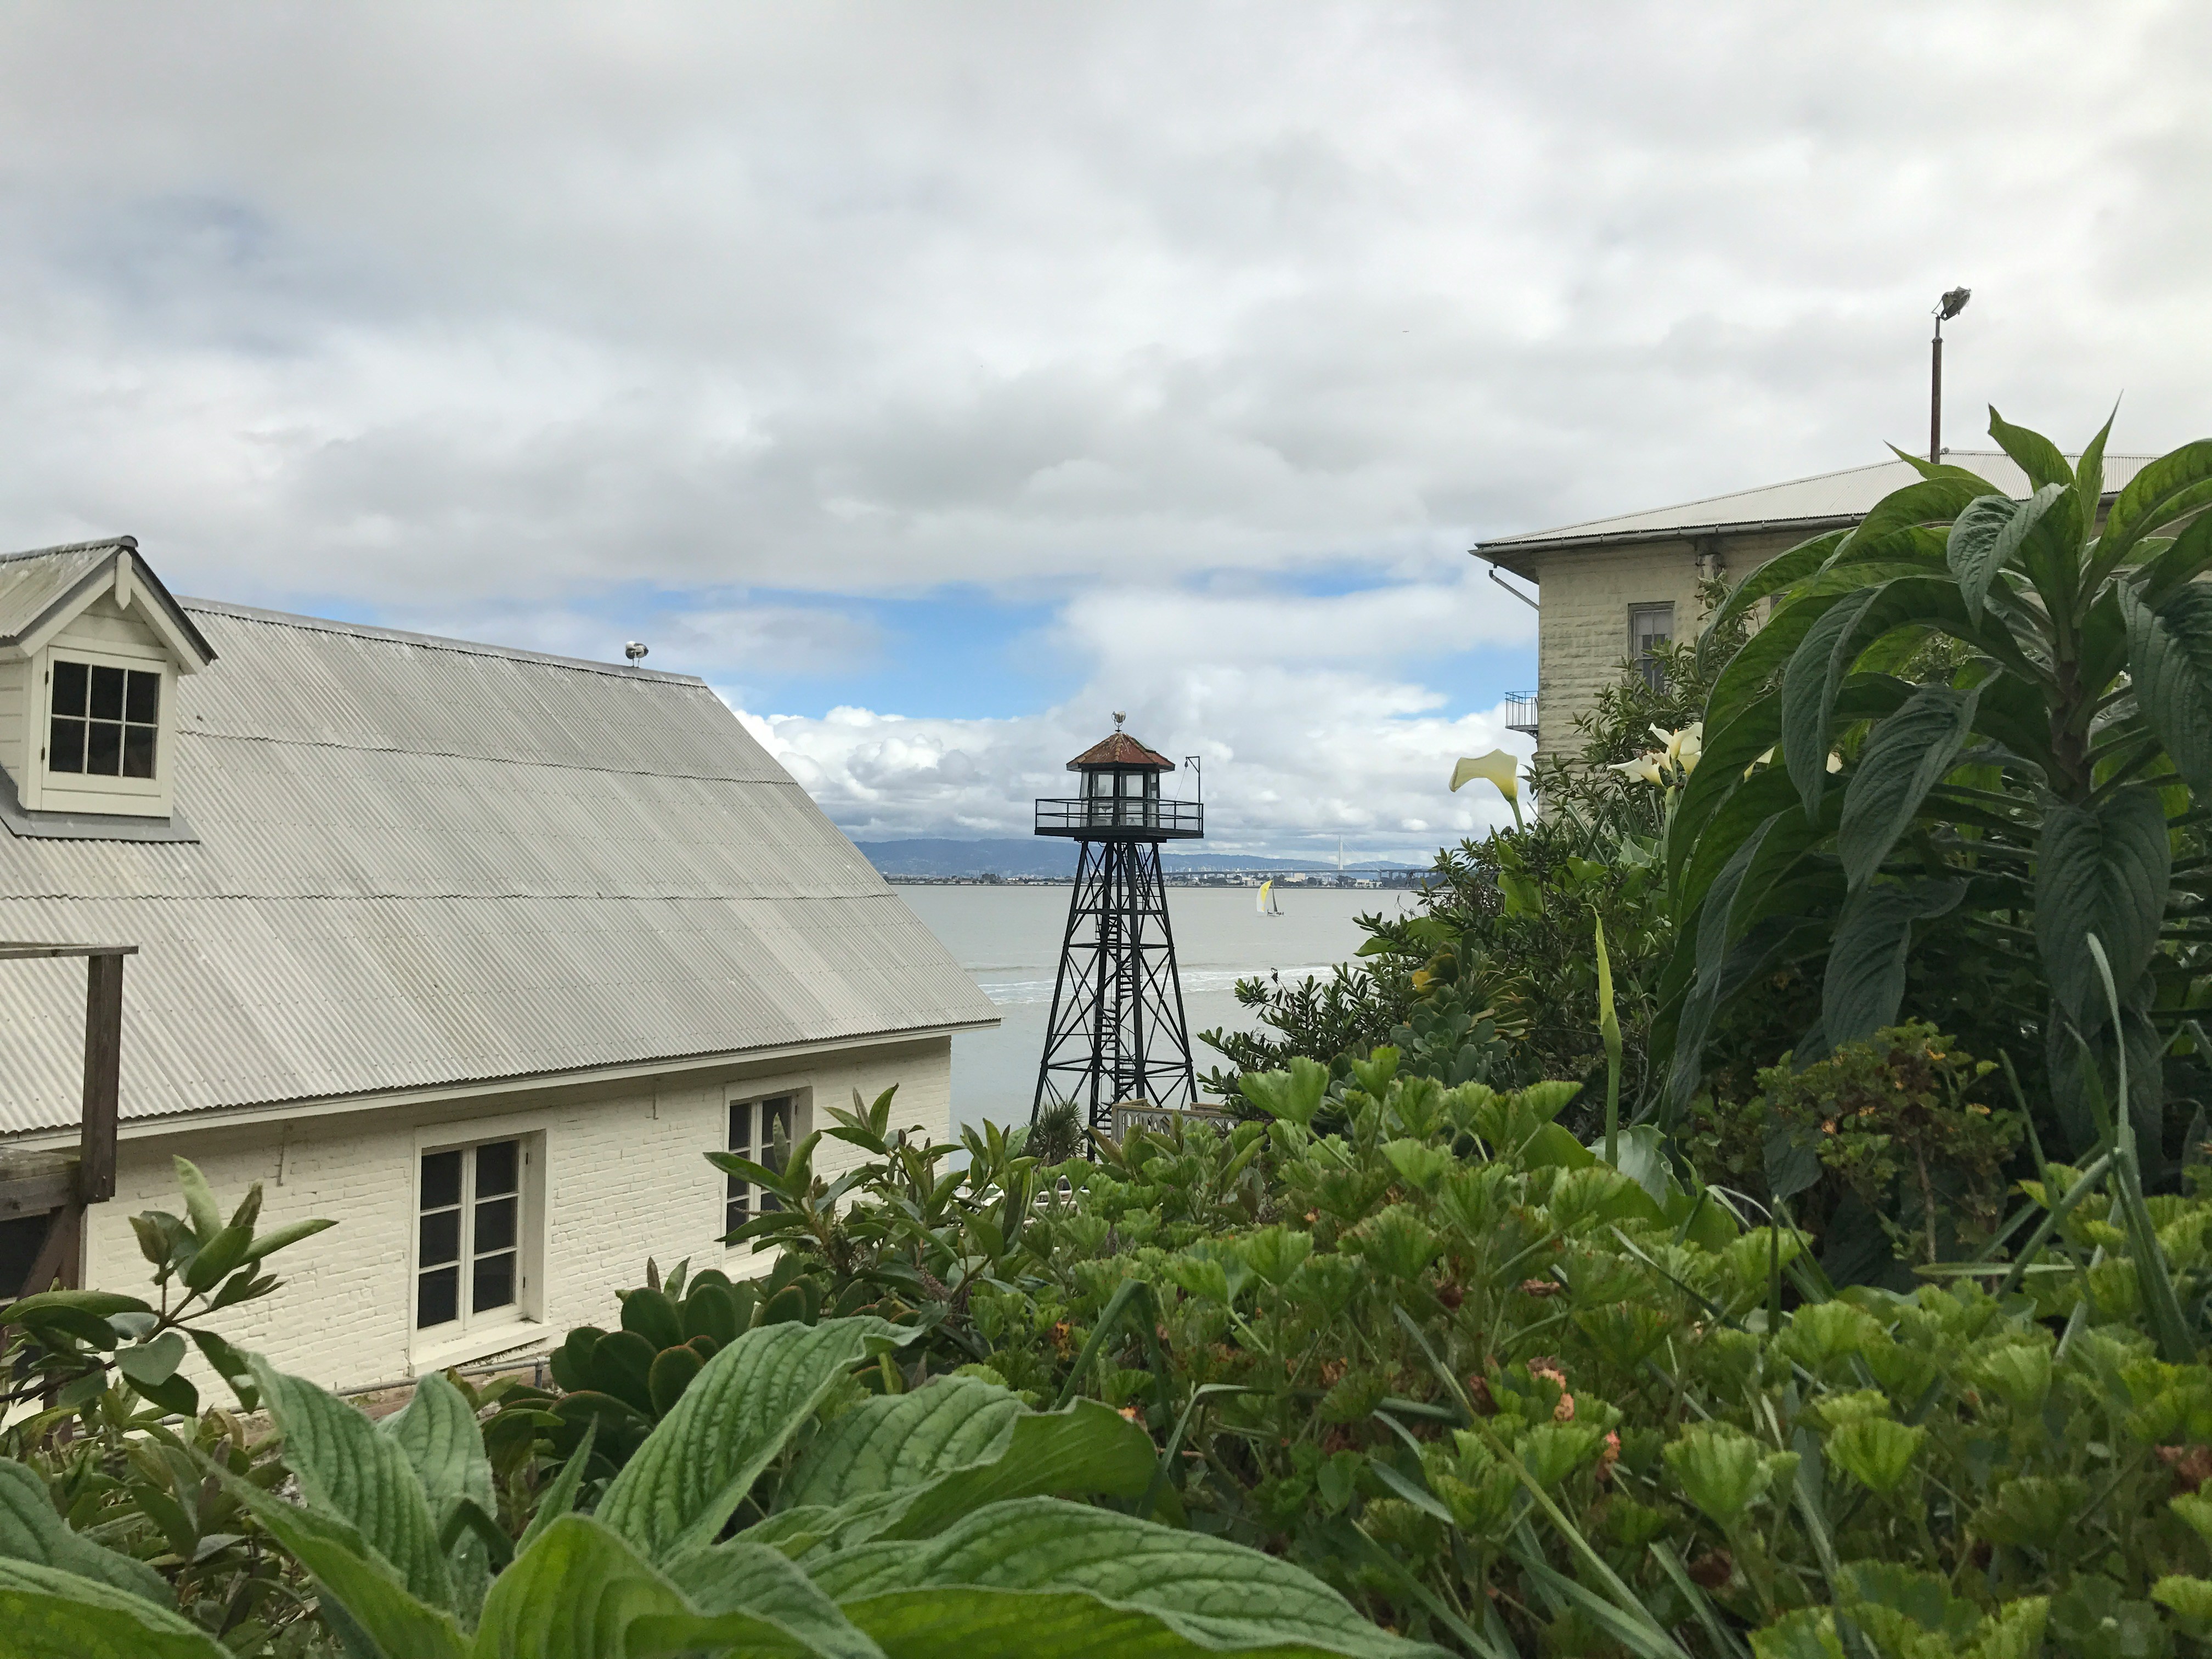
top-left (1452, 748), bottom-right (1524, 827)
top-left (1610, 753), bottom-right (1666, 787)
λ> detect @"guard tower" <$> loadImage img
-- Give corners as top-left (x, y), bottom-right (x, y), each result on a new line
top-left (1032, 715), bottom-right (1204, 1132)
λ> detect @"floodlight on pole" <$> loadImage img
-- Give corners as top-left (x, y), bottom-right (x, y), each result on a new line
top-left (1929, 287), bottom-right (1971, 463)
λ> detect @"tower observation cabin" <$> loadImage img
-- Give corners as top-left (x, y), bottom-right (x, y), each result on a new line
top-left (1031, 716), bottom-right (1203, 1134)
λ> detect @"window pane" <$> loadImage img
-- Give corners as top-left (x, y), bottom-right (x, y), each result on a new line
top-left (473, 1251), bottom-right (516, 1313)
top-left (122, 724), bottom-right (156, 779)
top-left (420, 1149), bottom-right (462, 1210)
top-left (52, 660), bottom-right (87, 716)
top-left (475, 1139), bottom-right (518, 1198)
top-left (474, 1194), bottom-right (517, 1254)
top-left (726, 1198), bottom-right (748, 1235)
top-left (417, 1265), bottom-right (460, 1328)
top-left (125, 670), bottom-right (159, 724)
top-left (84, 720), bottom-right (121, 775)
top-left (88, 665), bottom-right (125, 722)
top-left (419, 1207), bottom-right (461, 1267)
top-left (728, 1101), bottom-right (751, 1155)
top-left (49, 718), bottom-right (84, 773)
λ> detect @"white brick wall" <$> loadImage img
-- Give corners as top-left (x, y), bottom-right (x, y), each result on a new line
top-left (1526, 529), bottom-right (1802, 764)
top-left (80, 1034), bottom-right (953, 1391)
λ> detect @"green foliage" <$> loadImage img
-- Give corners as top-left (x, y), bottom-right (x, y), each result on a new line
top-left (719, 1051), bottom-right (2212, 1654)
top-left (27, 1316), bottom-right (1434, 1659)
top-left (1661, 414), bottom-right (2212, 1169)
top-left (1691, 1023), bottom-right (2023, 1274)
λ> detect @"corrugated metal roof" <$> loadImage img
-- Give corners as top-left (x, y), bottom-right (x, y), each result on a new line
top-left (0, 540), bottom-right (119, 642)
top-left (1066, 730), bottom-right (1176, 771)
top-left (1479, 450), bottom-right (2160, 554)
top-left (0, 596), bottom-right (996, 1135)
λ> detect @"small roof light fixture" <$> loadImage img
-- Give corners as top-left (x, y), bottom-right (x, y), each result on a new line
top-left (624, 641), bottom-right (649, 664)
top-left (1929, 286), bottom-right (1971, 463)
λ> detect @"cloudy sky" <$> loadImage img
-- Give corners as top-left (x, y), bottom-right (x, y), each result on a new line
top-left (2, 3), bottom-right (2204, 857)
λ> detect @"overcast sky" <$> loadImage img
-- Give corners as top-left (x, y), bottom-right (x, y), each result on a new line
top-left (2, 3), bottom-right (2204, 855)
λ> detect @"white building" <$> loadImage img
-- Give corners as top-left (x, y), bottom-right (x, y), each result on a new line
top-left (0, 537), bottom-right (995, 1390)
top-left (1477, 449), bottom-right (2157, 766)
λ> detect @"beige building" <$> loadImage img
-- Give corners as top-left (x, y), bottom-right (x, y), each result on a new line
top-left (1476, 449), bottom-right (2155, 766)
top-left (0, 537), bottom-right (996, 1390)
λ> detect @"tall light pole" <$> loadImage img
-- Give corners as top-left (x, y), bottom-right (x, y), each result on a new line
top-left (1929, 286), bottom-right (1971, 463)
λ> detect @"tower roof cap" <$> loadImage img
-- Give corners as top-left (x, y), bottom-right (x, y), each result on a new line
top-left (1066, 730), bottom-right (1175, 771)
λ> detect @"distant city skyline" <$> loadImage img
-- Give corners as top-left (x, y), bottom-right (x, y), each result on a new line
top-left (0, 4), bottom-right (2202, 855)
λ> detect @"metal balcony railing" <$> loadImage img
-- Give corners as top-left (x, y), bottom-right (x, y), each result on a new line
top-left (1503, 692), bottom-right (1537, 736)
top-left (1034, 797), bottom-right (1205, 839)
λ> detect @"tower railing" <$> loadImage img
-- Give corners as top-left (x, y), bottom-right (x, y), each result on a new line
top-left (1034, 797), bottom-right (1204, 839)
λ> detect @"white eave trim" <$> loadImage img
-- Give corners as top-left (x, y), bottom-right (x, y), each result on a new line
top-left (0, 1018), bottom-right (1000, 1150)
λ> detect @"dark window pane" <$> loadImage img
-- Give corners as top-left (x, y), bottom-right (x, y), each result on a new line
top-left (84, 721), bottom-right (121, 775)
top-left (419, 1207), bottom-right (460, 1267)
top-left (475, 1139), bottom-right (518, 1198)
top-left (473, 1251), bottom-right (516, 1312)
top-left (474, 1194), bottom-right (517, 1254)
top-left (122, 724), bottom-right (156, 779)
top-left (88, 665), bottom-right (125, 721)
top-left (726, 1199), bottom-right (747, 1235)
top-left (728, 1102), bottom-right (750, 1155)
top-left (761, 1188), bottom-right (783, 1214)
top-left (125, 670), bottom-right (159, 724)
top-left (417, 1266), bottom-right (459, 1328)
top-left (421, 1149), bottom-right (462, 1210)
top-left (49, 718), bottom-right (84, 773)
top-left (52, 659), bottom-right (87, 716)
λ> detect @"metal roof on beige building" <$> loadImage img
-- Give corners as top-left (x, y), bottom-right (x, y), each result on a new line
top-left (1480, 449), bottom-right (2157, 569)
top-left (0, 573), bottom-right (996, 1135)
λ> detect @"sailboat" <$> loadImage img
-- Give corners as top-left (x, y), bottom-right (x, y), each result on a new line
top-left (1257, 880), bottom-right (1283, 916)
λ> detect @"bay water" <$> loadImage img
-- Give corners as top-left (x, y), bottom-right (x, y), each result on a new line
top-left (894, 883), bottom-right (1406, 1131)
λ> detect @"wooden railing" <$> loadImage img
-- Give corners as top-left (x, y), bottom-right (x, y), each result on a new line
top-left (0, 943), bottom-right (134, 1299)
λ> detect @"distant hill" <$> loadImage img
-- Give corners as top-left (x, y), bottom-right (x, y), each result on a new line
top-left (850, 837), bottom-right (1420, 879)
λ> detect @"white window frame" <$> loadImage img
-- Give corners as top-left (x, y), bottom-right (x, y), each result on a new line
top-left (29, 640), bottom-right (176, 816)
top-left (1627, 602), bottom-right (1675, 693)
top-left (409, 1124), bottom-right (547, 1372)
top-left (725, 1086), bottom-right (811, 1245)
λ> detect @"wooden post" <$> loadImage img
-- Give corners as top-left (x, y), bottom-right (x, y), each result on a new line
top-left (79, 952), bottom-right (122, 1205)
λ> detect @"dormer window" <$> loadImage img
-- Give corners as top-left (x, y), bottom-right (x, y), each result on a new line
top-left (49, 659), bottom-right (161, 780)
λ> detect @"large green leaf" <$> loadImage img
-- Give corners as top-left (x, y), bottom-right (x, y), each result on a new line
top-left (812, 1498), bottom-right (1441, 1659)
top-left (1944, 492), bottom-right (2036, 618)
top-left (1698, 529), bottom-right (1848, 668)
top-left (476, 1515), bottom-right (714, 1659)
top-left (1987, 407), bottom-right (2073, 491)
top-left (1818, 878), bottom-right (1966, 1048)
top-left (249, 1355), bottom-right (452, 1609)
top-left (2035, 785), bottom-right (2171, 1026)
top-left (2136, 510), bottom-right (2212, 606)
top-left (597, 1316), bottom-right (913, 1564)
top-left (1836, 685), bottom-right (1980, 888)
top-left (383, 1370), bottom-right (498, 1621)
top-left (1841, 476), bottom-right (1997, 551)
top-left (1666, 812), bottom-right (1823, 1112)
top-left (664, 1539), bottom-right (886, 1659)
top-left (2073, 407), bottom-right (2114, 560)
top-left (0, 1560), bottom-right (229, 1659)
top-left (2098, 437), bottom-right (2212, 564)
top-left (2121, 579), bottom-right (2212, 794)
top-left (201, 1456), bottom-right (467, 1659)
top-left (781, 1378), bottom-right (1156, 1547)
top-left (0, 1459), bottom-right (167, 1604)
top-left (1779, 588), bottom-right (1877, 816)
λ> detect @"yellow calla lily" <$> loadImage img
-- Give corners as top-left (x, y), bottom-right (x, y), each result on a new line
top-left (1451, 749), bottom-right (1523, 828)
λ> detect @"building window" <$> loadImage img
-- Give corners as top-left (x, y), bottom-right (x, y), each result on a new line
top-left (49, 659), bottom-right (160, 779)
top-left (417, 1138), bottom-right (524, 1333)
top-left (1628, 603), bottom-right (1675, 692)
top-left (726, 1093), bottom-right (800, 1237)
